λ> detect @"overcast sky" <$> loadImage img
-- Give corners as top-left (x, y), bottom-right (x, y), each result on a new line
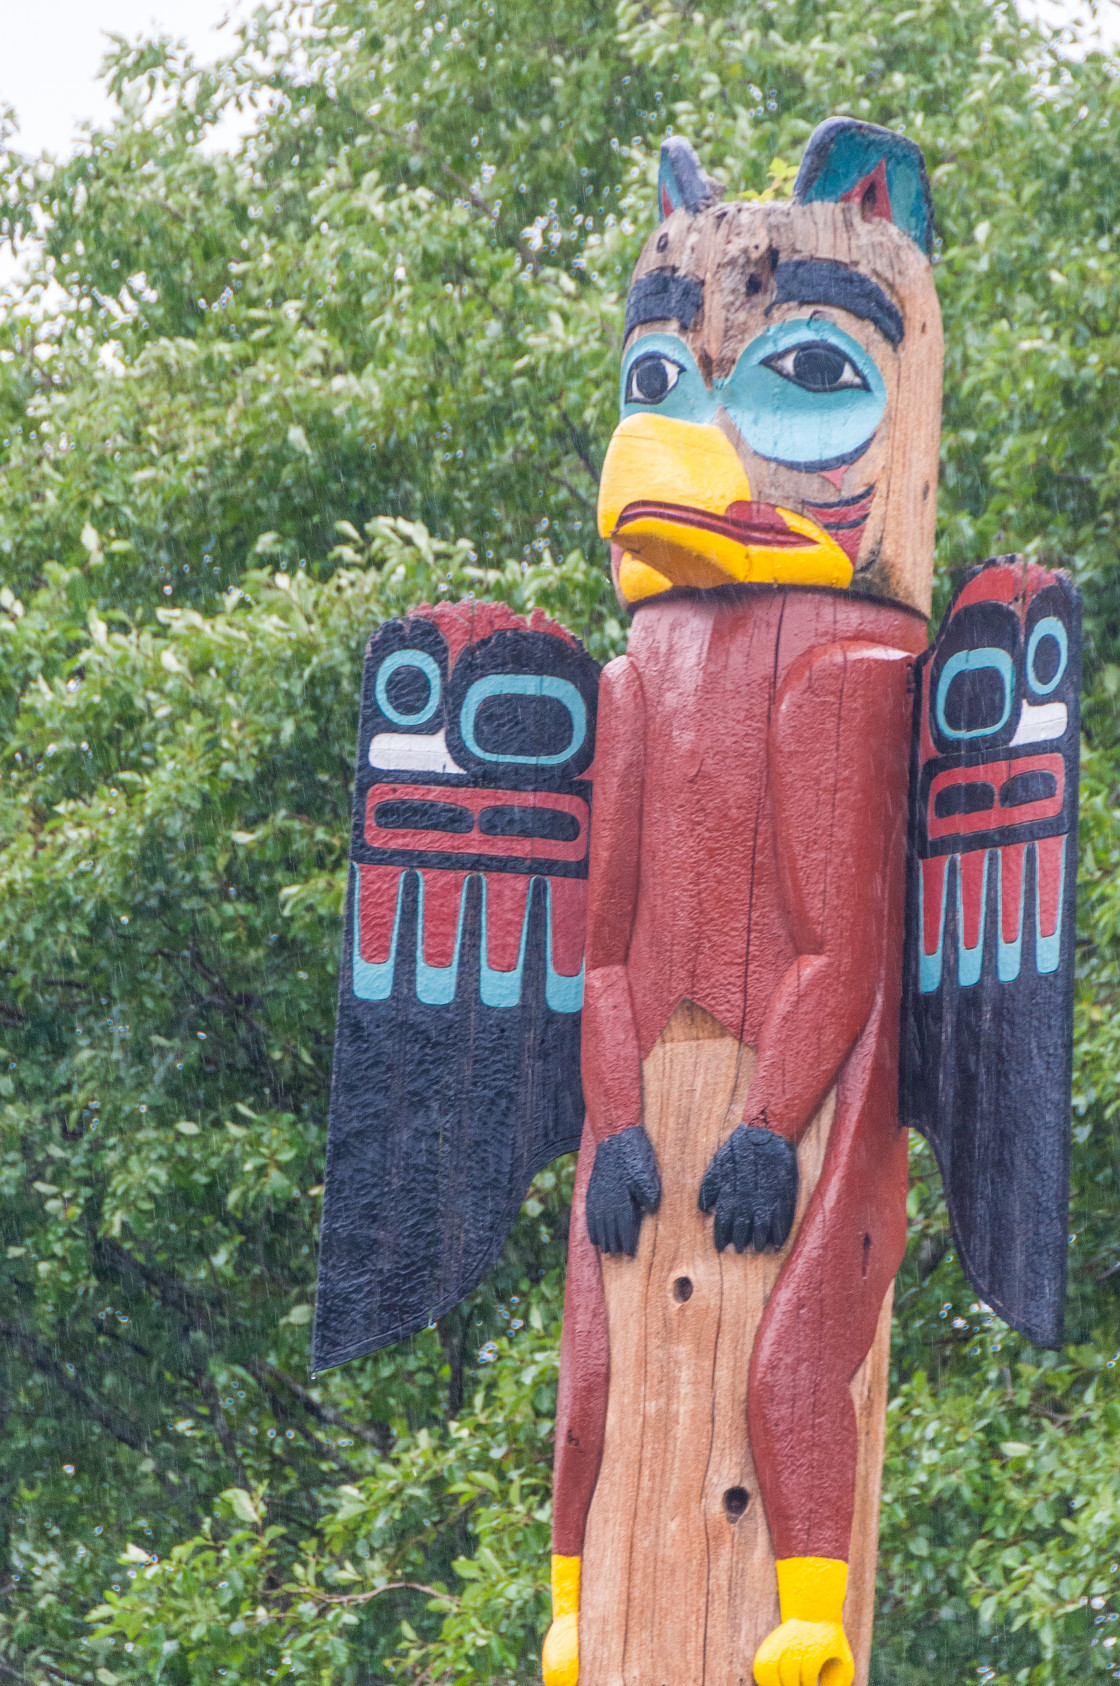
top-left (0, 1), bottom-right (242, 160)
top-left (0, 1), bottom-right (1118, 162)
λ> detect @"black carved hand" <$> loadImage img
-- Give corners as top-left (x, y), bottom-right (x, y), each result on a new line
top-left (585, 1125), bottom-right (662, 1257)
top-left (698, 1121), bottom-right (798, 1253)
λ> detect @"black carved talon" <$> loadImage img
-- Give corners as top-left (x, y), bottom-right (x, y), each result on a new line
top-left (698, 1122), bottom-right (798, 1253)
top-left (586, 1125), bottom-right (662, 1257)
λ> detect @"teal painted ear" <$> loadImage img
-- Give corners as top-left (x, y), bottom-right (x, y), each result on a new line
top-left (793, 118), bottom-right (933, 258)
top-left (657, 137), bottom-right (723, 221)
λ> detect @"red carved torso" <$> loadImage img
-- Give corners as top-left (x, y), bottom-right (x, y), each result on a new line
top-left (622, 589), bottom-right (925, 1056)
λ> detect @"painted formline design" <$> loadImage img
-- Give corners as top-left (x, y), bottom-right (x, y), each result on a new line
top-left (918, 834), bottom-right (1066, 992)
top-left (351, 862), bottom-right (586, 1011)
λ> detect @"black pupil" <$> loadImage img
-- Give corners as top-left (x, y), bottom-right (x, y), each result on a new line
top-left (385, 662), bottom-right (433, 718)
top-left (1032, 633), bottom-right (1061, 688)
top-left (943, 668), bottom-right (1007, 736)
top-left (633, 356), bottom-right (670, 402)
top-left (473, 694), bottom-right (573, 759)
top-left (790, 344), bottom-right (849, 391)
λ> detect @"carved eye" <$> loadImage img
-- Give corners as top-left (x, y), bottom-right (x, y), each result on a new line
top-left (625, 353), bottom-right (684, 405)
top-left (935, 648), bottom-right (1015, 741)
top-left (375, 649), bottom-right (441, 726)
top-left (762, 340), bottom-right (869, 393)
top-left (460, 674), bottom-right (587, 767)
top-left (1027, 617), bottom-right (1068, 696)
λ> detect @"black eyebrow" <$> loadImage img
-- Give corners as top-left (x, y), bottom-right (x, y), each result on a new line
top-left (623, 271), bottom-right (704, 341)
top-left (771, 259), bottom-right (904, 348)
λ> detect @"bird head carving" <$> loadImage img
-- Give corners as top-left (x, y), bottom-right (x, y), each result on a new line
top-left (598, 118), bottom-right (943, 616)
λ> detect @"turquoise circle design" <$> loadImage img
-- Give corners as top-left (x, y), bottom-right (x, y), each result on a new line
top-left (375, 649), bottom-right (441, 726)
top-left (722, 318), bottom-right (886, 473)
top-left (460, 674), bottom-right (587, 766)
top-left (620, 332), bottom-right (716, 427)
top-left (935, 647), bottom-right (1015, 740)
top-left (1027, 617), bottom-right (1068, 696)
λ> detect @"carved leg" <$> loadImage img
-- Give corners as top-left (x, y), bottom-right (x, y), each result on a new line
top-left (748, 1011), bottom-right (909, 1686)
top-left (545, 1121), bottom-right (609, 1686)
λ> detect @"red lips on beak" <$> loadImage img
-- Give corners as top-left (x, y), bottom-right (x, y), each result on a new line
top-left (615, 500), bottom-right (811, 551)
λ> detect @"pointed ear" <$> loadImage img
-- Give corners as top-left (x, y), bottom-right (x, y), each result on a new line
top-left (657, 136), bottom-right (724, 221)
top-left (793, 118), bottom-right (933, 258)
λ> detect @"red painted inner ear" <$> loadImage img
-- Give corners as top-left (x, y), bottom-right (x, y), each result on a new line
top-left (840, 157), bottom-right (892, 226)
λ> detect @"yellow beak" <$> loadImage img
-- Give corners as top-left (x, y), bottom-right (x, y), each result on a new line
top-left (597, 414), bottom-right (854, 603)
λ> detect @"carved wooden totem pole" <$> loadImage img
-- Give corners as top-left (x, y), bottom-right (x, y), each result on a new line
top-left (313, 118), bottom-right (1081, 1686)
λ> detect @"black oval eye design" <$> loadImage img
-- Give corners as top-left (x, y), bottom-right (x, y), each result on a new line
top-left (763, 341), bottom-right (869, 394)
top-left (626, 353), bottom-right (683, 405)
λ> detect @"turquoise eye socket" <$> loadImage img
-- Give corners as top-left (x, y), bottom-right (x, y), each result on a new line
top-left (616, 321), bottom-right (888, 474)
top-left (722, 319), bottom-right (886, 473)
top-left (619, 333), bottom-right (716, 426)
top-left (762, 340), bottom-right (869, 394)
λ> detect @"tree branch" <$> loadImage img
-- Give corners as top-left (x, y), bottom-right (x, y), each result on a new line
top-left (560, 408), bottom-right (600, 482)
top-left (245, 1366), bottom-right (352, 1468)
top-left (544, 470), bottom-right (597, 517)
top-left (0, 1322), bottom-right (188, 1511)
top-left (310, 1580), bottom-right (459, 1610)
top-left (250, 1360), bottom-right (390, 1452)
top-left (0, 1655), bottom-right (88, 1686)
top-left (195, 1363), bottom-right (245, 1481)
top-left (93, 1236), bottom-right (220, 1323)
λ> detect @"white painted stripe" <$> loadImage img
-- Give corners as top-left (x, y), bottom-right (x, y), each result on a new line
top-left (1009, 700), bottom-right (1067, 746)
top-left (368, 728), bottom-right (462, 774)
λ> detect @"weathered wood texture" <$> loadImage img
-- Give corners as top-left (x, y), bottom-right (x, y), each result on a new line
top-left (579, 1004), bottom-right (893, 1686)
top-left (614, 196), bottom-right (943, 616)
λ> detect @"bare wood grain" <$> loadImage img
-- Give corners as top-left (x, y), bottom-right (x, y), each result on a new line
top-left (579, 1004), bottom-right (892, 1686)
top-left (844, 1283), bottom-right (894, 1681)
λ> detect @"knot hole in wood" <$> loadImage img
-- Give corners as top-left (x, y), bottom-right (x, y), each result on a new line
top-left (723, 1485), bottom-right (750, 1522)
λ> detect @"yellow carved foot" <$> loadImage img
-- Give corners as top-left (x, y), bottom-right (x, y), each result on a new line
top-left (753, 1616), bottom-right (854, 1686)
top-left (753, 1557), bottom-right (855, 1686)
top-left (542, 1553), bottom-right (580, 1686)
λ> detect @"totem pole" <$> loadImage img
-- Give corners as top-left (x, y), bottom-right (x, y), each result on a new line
top-left (313, 118), bottom-right (1081, 1686)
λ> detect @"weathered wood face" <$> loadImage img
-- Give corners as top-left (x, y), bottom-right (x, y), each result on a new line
top-left (598, 138), bottom-right (943, 616)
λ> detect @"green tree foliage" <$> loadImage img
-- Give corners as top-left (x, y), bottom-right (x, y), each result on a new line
top-left (0, 0), bottom-right (1117, 1680)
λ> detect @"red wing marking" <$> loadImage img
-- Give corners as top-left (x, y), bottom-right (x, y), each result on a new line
top-left (419, 869), bottom-right (468, 967)
top-left (821, 521), bottom-right (866, 565)
top-left (547, 876), bottom-right (588, 977)
top-left (364, 783), bottom-right (589, 865)
top-left (1036, 835), bottom-right (1065, 940)
top-left (921, 855), bottom-right (948, 957)
top-left (958, 850), bottom-right (988, 952)
top-left (1000, 843), bottom-right (1026, 944)
top-left (358, 864), bottom-right (404, 964)
top-left (949, 560), bottom-right (1054, 617)
top-left (926, 753), bottom-right (1064, 842)
top-left (484, 872), bottom-right (533, 972)
top-left (803, 487), bottom-right (876, 524)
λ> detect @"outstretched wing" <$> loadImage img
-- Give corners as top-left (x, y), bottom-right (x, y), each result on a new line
top-left (314, 601), bottom-right (599, 1369)
top-left (900, 557), bottom-right (1081, 1348)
